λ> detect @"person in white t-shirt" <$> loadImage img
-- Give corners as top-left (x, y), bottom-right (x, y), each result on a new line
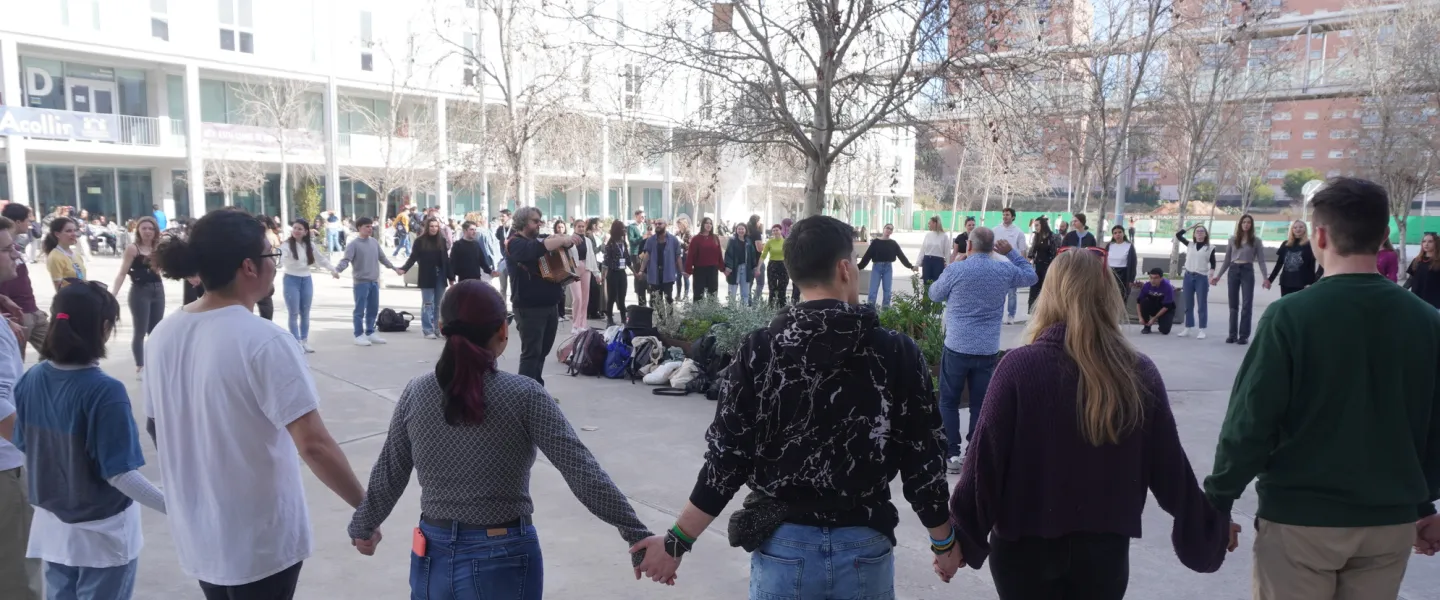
top-left (144, 208), bottom-right (372, 599)
top-left (992, 208), bottom-right (1029, 324)
top-left (0, 219), bottom-right (42, 600)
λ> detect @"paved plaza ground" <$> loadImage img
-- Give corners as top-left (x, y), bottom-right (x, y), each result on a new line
top-left (22, 249), bottom-right (1440, 599)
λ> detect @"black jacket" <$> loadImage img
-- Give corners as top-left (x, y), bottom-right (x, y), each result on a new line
top-left (1062, 230), bottom-right (1097, 249)
top-left (1268, 242), bottom-right (1318, 289)
top-left (1408, 258), bottom-right (1440, 309)
top-left (400, 238), bottom-right (453, 288)
top-left (495, 225), bottom-right (512, 259)
top-left (688, 300), bottom-right (950, 545)
top-left (724, 236), bottom-right (760, 282)
top-left (858, 239), bottom-right (913, 270)
top-left (450, 238), bottom-right (491, 281)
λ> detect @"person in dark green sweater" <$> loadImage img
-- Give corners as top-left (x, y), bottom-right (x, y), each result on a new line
top-left (1204, 177), bottom-right (1440, 600)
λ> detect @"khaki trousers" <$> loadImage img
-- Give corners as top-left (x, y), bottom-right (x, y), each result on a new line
top-left (0, 466), bottom-right (42, 600)
top-left (1253, 517), bottom-right (1413, 600)
top-left (20, 310), bottom-right (48, 356)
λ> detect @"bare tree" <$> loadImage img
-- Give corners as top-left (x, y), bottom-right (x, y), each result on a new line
top-left (340, 36), bottom-right (441, 225)
top-left (440, 0), bottom-right (577, 209)
top-left (566, 0), bottom-right (1005, 217)
top-left (232, 77), bottom-right (321, 221)
top-left (533, 112), bottom-right (605, 217)
top-left (674, 141), bottom-right (725, 218)
top-left (1351, 0), bottom-right (1440, 268)
top-left (204, 157), bottom-right (267, 208)
top-left (1221, 103), bottom-right (1274, 213)
top-left (1155, 2), bottom-right (1280, 274)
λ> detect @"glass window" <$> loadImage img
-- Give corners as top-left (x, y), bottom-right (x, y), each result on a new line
top-left (117, 169), bottom-right (153, 223)
top-left (223, 82), bottom-right (242, 124)
top-left (1302, 150), bottom-right (1315, 159)
top-left (237, 0), bottom-right (252, 27)
top-left (220, 29), bottom-right (235, 51)
top-left (167, 75), bottom-right (186, 120)
top-left (151, 0), bottom-right (166, 11)
top-left (1303, 131), bottom-right (1317, 139)
top-left (199, 79), bottom-right (228, 123)
top-left (20, 57), bottom-right (65, 109)
top-left (116, 69), bottom-right (147, 117)
top-left (32, 165), bottom-right (77, 218)
top-left (0, 165), bottom-right (8, 202)
top-left (218, 0), bottom-right (233, 24)
top-left (78, 168), bottom-right (116, 221)
top-left (1328, 150), bottom-right (1343, 158)
top-left (152, 18), bottom-right (169, 41)
top-left (239, 32), bottom-right (254, 54)
top-left (173, 169), bottom-right (190, 220)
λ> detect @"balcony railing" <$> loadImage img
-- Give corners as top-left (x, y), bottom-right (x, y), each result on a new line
top-left (0, 106), bottom-right (185, 148)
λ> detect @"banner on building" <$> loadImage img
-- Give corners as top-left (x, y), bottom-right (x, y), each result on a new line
top-left (0, 106), bottom-right (117, 141)
top-left (201, 123), bottom-right (324, 157)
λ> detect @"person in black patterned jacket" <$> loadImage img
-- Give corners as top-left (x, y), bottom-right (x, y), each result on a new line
top-left (629, 215), bottom-right (962, 596)
top-left (346, 280), bottom-right (666, 600)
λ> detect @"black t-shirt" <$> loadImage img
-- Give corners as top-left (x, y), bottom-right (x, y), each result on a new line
top-left (953, 232), bottom-right (969, 252)
top-left (506, 234), bottom-right (564, 308)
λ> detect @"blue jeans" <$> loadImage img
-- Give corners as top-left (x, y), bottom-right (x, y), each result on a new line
top-left (1006, 287), bottom-right (1019, 318)
top-left (353, 281), bottom-right (380, 337)
top-left (750, 524), bottom-right (894, 600)
top-left (283, 274), bottom-right (314, 341)
top-left (394, 234), bottom-right (411, 257)
top-left (1182, 271), bottom-right (1208, 329)
top-left (868, 262), bottom-right (894, 307)
top-left (420, 281), bottom-right (448, 335)
top-left (938, 347), bottom-right (998, 457)
top-left (326, 229), bottom-right (341, 252)
top-left (411, 521), bottom-right (543, 600)
top-left (45, 559), bottom-right (137, 600)
top-left (730, 264), bottom-right (751, 306)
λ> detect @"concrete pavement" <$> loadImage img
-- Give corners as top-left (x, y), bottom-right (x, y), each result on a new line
top-left (16, 253), bottom-right (1439, 599)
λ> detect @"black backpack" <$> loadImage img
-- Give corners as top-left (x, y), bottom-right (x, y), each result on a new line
top-left (376, 308), bottom-right (412, 332)
top-left (408, 215), bottom-right (423, 235)
top-left (566, 328), bottom-right (608, 377)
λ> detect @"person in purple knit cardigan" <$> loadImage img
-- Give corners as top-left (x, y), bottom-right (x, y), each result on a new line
top-left (948, 248), bottom-right (1239, 599)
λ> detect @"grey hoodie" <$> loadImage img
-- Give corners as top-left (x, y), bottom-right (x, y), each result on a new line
top-left (336, 237), bottom-right (395, 283)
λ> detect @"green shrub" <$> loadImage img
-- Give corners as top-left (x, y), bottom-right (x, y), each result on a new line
top-left (658, 296), bottom-right (781, 356)
top-left (876, 275), bottom-right (946, 371)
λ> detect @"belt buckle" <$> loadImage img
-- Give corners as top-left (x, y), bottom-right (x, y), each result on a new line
top-left (486, 528), bottom-right (508, 536)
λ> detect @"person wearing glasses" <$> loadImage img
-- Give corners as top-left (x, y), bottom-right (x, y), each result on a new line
top-left (145, 208), bottom-right (368, 599)
top-left (335, 217), bottom-right (402, 347)
top-left (951, 250), bottom-right (1234, 599)
top-left (506, 207), bottom-right (578, 385)
top-left (929, 227), bottom-right (1037, 472)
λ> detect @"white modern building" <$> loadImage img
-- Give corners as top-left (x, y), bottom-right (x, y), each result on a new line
top-left (0, 0), bottom-right (915, 227)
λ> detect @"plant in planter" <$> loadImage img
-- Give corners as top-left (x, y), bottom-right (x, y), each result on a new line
top-left (658, 297), bottom-right (783, 356)
top-left (876, 275), bottom-right (946, 389)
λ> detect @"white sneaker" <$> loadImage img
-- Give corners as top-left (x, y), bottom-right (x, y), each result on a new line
top-left (947, 456), bottom-right (963, 474)
top-left (1003, 317), bottom-right (1014, 325)
top-left (1177, 327), bottom-right (1189, 337)
top-left (353, 336), bottom-right (372, 347)
top-left (1197, 329), bottom-right (1207, 340)
top-left (301, 341), bottom-right (316, 353)
top-left (368, 334), bottom-right (388, 345)
top-left (424, 333), bottom-right (436, 340)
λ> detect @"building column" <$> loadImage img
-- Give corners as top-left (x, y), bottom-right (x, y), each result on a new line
top-left (184, 63), bottom-right (204, 217)
top-left (1, 38), bottom-right (30, 207)
top-left (324, 76), bottom-right (340, 214)
top-left (434, 96), bottom-right (449, 215)
top-left (599, 117), bottom-right (611, 218)
top-left (662, 126), bottom-right (674, 220)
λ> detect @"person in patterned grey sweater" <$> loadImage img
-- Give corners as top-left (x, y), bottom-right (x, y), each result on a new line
top-left (629, 215), bottom-right (962, 596)
top-left (347, 280), bottom-right (662, 599)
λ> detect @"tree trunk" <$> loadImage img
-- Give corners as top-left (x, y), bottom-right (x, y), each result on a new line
top-left (279, 159), bottom-right (290, 222)
top-left (803, 157), bottom-right (830, 218)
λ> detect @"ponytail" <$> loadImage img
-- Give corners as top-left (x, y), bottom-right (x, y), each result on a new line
top-left (434, 321), bottom-right (500, 425)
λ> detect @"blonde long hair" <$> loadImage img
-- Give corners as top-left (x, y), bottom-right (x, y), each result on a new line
top-left (1284, 219), bottom-right (1309, 247)
top-left (1024, 250), bottom-right (1146, 446)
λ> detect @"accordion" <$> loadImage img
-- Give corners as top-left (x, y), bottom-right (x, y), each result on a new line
top-left (538, 247), bottom-right (579, 286)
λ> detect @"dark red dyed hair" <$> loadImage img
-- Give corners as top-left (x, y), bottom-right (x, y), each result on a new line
top-left (435, 280), bottom-right (507, 425)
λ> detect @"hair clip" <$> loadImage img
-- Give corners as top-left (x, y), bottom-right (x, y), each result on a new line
top-left (55, 313), bottom-right (69, 320)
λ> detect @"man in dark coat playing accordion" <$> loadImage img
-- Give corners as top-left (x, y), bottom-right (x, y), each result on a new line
top-left (506, 206), bottom-right (580, 385)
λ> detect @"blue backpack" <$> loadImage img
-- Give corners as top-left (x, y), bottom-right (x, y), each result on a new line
top-left (603, 335), bottom-right (632, 379)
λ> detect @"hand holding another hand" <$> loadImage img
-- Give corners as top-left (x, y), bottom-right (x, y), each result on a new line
top-left (1415, 515), bottom-right (1440, 556)
top-left (353, 528), bottom-right (382, 556)
top-left (630, 535), bottom-right (680, 585)
top-left (1228, 522), bottom-right (1241, 552)
top-left (933, 545), bottom-right (963, 583)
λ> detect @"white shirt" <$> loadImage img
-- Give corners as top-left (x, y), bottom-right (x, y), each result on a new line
top-left (0, 330), bottom-right (24, 472)
top-left (1108, 242), bottom-right (1132, 269)
top-left (143, 306), bottom-right (321, 586)
top-left (992, 222), bottom-right (1028, 256)
top-left (28, 502), bottom-right (143, 568)
top-left (280, 239), bottom-right (336, 278)
top-left (921, 231), bottom-right (951, 258)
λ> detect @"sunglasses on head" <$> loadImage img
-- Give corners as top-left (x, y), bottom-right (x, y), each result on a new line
top-left (1059, 246), bottom-right (1108, 260)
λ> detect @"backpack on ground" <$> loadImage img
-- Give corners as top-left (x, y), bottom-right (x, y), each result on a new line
top-left (603, 335), bottom-right (633, 379)
top-left (567, 328), bottom-right (608, 377)
top-left (554, 333), bottom-right (578, 364)
top-left (376, 308), bottom-right (412, 332)
top-left (627, 335), bottom-right (664, 383)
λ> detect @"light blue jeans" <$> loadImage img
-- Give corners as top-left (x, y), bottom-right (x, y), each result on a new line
top-left (45, 559), bottom-right (138, 600)
top-left (1005, 287), bottom-right (1019, 318)
top-left (729, 264), bottom-right (751, 306)
top-left (420, 280), bottom-right (448, 335)
top-left (353, 281), bottom-right (380, 337)
top-left (868, 262), bottom-right (894, 307)
top-left (1182, 271), bottom-right (1209, 329)
top-left (283, 274), bottom-right (313, 341)
top-left (750, 524), bottom-right (894, 600)
top-left (326, 228), bottom-right (341, 252)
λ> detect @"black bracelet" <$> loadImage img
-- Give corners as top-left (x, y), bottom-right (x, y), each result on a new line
top-left (664, 530), bottom-right (693, 559)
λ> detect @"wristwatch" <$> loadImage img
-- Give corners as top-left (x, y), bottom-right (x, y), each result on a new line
top-left (664, 530), bottom-right (693, 559)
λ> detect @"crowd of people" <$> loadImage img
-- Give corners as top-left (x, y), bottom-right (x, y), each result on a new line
top-left (0, 177), bottom-right (1437, 600)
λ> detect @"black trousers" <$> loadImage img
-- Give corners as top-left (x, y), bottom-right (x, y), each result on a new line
top-left (649, 281), bottom-right (675, 305)
top-left (514, 305), bottom-right (559, 386)
top-left (200, 561), bottom-right (303, 600)
top-left (990, 533), bottom-right (1130, 600)
top-left (767, 260), bottom-right (790, 307)
top-left (1280, 285), bottom-right (1304, 296)
top-left (1029, 266), bottom-right (1049, 312)
top-left (634, 276), bottom-right (649, 308)
top-left (606, 269), bottom-right (628, 322)
top-left (1139, 297), bottom-right (1176, 334)
top-left (257, 289), bottom-right (274, 321)
top-left (693, 265), bottom-right (720, 301)
top-left (1111, 267), bottom-right (1130, 304)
